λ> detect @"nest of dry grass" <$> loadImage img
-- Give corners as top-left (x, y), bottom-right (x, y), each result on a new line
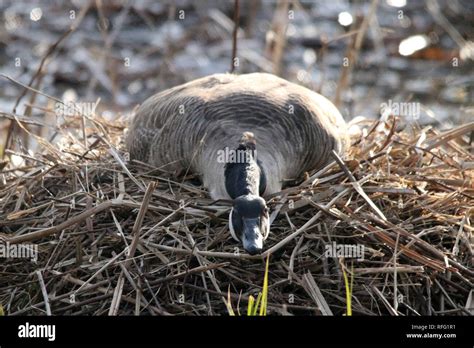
top-left (0, 115), bottom-right (473, 316)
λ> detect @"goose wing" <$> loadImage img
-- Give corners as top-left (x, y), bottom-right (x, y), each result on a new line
top-left (127, 73), bottom-right (348, 196)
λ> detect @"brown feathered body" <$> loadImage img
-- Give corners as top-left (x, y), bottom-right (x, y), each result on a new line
top-left (127, 73), bottom-right (348, 199)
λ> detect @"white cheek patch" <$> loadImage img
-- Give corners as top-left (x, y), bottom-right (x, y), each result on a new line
top-left (262, 211), bottom-right (270, 240)
top-left (229, 208), bottom-right (240, 242)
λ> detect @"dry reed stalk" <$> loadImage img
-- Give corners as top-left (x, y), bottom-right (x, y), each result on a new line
top-left (0, 113), bottom-right (472, 316)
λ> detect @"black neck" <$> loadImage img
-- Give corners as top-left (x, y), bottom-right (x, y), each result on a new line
top-left (224, 144), bottom-right (266, 199)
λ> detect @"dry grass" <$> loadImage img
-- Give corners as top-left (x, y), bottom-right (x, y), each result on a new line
top-left (0, 114), bottom-right (473, 316)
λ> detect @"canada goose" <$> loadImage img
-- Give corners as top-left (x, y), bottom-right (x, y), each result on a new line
top-left (127, 73), bottom-right (348, 255)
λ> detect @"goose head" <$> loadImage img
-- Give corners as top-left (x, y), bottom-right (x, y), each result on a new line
top-left (229, 195), bottom-right (270, 255)
top-left (224, 132), bottom-right (270, 255)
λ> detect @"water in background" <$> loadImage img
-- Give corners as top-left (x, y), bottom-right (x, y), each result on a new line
top-left (0, 0), bottom-right (472, 154)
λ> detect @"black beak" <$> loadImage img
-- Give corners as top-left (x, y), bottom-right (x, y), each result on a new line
top-left (242, 218), bottom-right (263, 255)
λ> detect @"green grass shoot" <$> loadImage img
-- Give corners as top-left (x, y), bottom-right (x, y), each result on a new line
top-left (226, 254), bottom-right (270, 316)
top-left (341, 260), bottom-right (354, 316)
